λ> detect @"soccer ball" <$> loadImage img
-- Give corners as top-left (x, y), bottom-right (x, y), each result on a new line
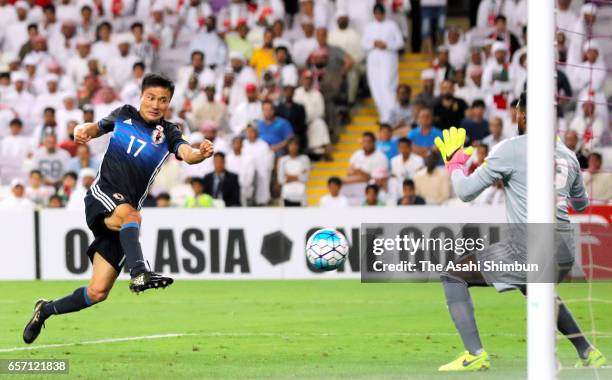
top-left (306, 229), bottom-right (349, 271)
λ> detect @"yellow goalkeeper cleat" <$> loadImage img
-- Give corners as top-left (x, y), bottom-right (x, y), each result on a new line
top-left (575, 348), bottom-right (607, 368)
top-left (438, 350), bottom-right (491, 372)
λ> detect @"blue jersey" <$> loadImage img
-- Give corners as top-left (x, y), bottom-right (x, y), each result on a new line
top-left (92, 105), bottom-right (188, 209)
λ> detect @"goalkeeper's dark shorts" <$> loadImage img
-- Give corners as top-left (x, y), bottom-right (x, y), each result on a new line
top-left (442, 227), bottom-right (576, 292)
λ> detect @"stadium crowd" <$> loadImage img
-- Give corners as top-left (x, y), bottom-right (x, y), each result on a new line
top-left (0, 0), bottom-right (610, 209)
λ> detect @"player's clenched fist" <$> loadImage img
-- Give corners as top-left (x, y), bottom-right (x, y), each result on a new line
top-left (74, 124), bottom-right (92, 144)
top-left (200, 139), bottom-right (214, 159)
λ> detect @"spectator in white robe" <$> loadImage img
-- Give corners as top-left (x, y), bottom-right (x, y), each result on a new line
top-left (569, 40), bottom-right (609, 126)
top-left (0, 119), bottom-right (31, 183)
top-left (4, 1), bottom-right (30, 53)
top-left (147, 2), bottom-right (174, 50)
top-left (329, 10), bottom-right (365, 105)
top-left (567, 3), bottom-right (597, 66)
top-left (56, 91), bottom-right (83, 132)
top-left (65, 167), bottom-right (96, 211)
top-left (362, 4), bottom-right (403, 123)
top-left (4, 71), bottom-right (35, 129)
top-left (0, 0), bottom-right (17, 30)
top-left (229, 83), bottom-right (263, 136)
top-left (292, 16), bottom-right (318, 67)
top-left (187, 15), bottom-right (228, 68)
top-left (277, 137), bottom-right (310, 206)
top-left (66, 37), bottom-right (92, 86)
top-left (476, 0), bottom-right (515, 31)
top-left (242, 123), bottom-right (274, 206)
top-left (445, 26), bottom-right (468, 69)
top-left (224, 51), bottom-right (258, 114)
top-left (76, 3), bottom-right (96, 41)
top-left (336, 0), bottom-right (374, 35)
top-left (106, 34), bottom-right (140, 91)
top-left (226, 136), bottom-right (256, 206)
top-left (120, 62), bottom-right (146, 108)
top-left (453, 67), bottom-right (484, 107)
top-left (56, 0), bottom-right (79, 22)
top-left (556, 0), bottom-right (578, 34)
top-left (345, 131), bottom-right (389, 184)
top-left (176, 50), bottom-right (217, 94)
top-left (481, 41), bottom-right (514, 116)
top-left (0, 179), bottom-right (34, 210)
top-left (390, 137), bottom-right (424, 186)
top-left (569, 100), bottom-right (606, 155)
top-left (48, 19), bottom-right (78, 65)
top-left (32, 74), bottom-right (64, 125)
top-left (91, 21), bottom-right (118, 69)
top-left (293, 70), bottom-right (330, 157)
top-left (319, 176), bottom-right (350, 208)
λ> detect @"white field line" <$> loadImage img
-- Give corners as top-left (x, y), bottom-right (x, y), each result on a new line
top-left (0, 333), bottom-right (191, 353)
top-left (2, 331), bottom-right (612, 353)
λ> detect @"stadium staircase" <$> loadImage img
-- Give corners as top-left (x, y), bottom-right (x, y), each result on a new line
top-left (305, 53), bottom-right (432, 206)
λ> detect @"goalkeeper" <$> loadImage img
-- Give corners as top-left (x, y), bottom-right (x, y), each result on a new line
top-left (435, 94), bottom-right (606, 371)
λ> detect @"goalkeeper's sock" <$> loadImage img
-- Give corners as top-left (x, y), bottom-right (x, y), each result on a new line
top-left (557, 299), bottom-right (592, 359)
top-left (119, 223), bottom-right (147, 277)
top-left (41, 287), bottom-right (94, 317)
top-left (442, 275), bottom-right (483, 355)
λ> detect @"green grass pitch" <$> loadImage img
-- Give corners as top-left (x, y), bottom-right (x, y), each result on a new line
top-left (1, 280), bottom-right (611, 379)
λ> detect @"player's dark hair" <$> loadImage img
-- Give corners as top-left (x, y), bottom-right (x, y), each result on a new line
top-left (30, 169), bottom-right (43, 177)
top-left (9, 118), bottom-right (23, 127)
top-left (472, 99), bottom-right (486, 109)
top-left (156, 192), bottom-right (171, 201)
top-left (43, 107), bottom-right (56, 114)
top-left (366, 183), bottom-right (379, 194)
top-left (328, 176), bottom-right (342, 186)
top-left (0, 72), bottom-right (9, 80)
top-left (403, 179), bottom-right (415, 188)
top-left (141, 73), bottom-right (175, 97)
top-left (27, 23), bottom-right (38, 32)
top-left (214, 152), bottom-right (226, 160)
top-left (133, 62), bottom-right (145, 71)
top-left (191, 50), bottom-right (205, 60)
top-left (398, 137), bottom-right (412, 146)
top-left (379, 123), bottom-right (392, 131)
top-left (131, 22), bottom-right (144, 30)
top-left (363, 131), bottom-right (376, 141)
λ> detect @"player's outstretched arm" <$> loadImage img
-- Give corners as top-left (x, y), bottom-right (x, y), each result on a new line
top-left (74, 123), bottom-right (103, 144)
top-left (435, 127), bottom-right (507, 203)
top-left (177, 139), bottom-right (214, 165)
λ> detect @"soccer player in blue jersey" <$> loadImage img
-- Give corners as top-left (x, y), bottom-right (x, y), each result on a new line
top-left (23, 74), bottom-right (214, 344)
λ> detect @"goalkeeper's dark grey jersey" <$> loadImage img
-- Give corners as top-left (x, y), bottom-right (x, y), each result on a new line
top-left (451, 135), bottom-right (588, 223)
